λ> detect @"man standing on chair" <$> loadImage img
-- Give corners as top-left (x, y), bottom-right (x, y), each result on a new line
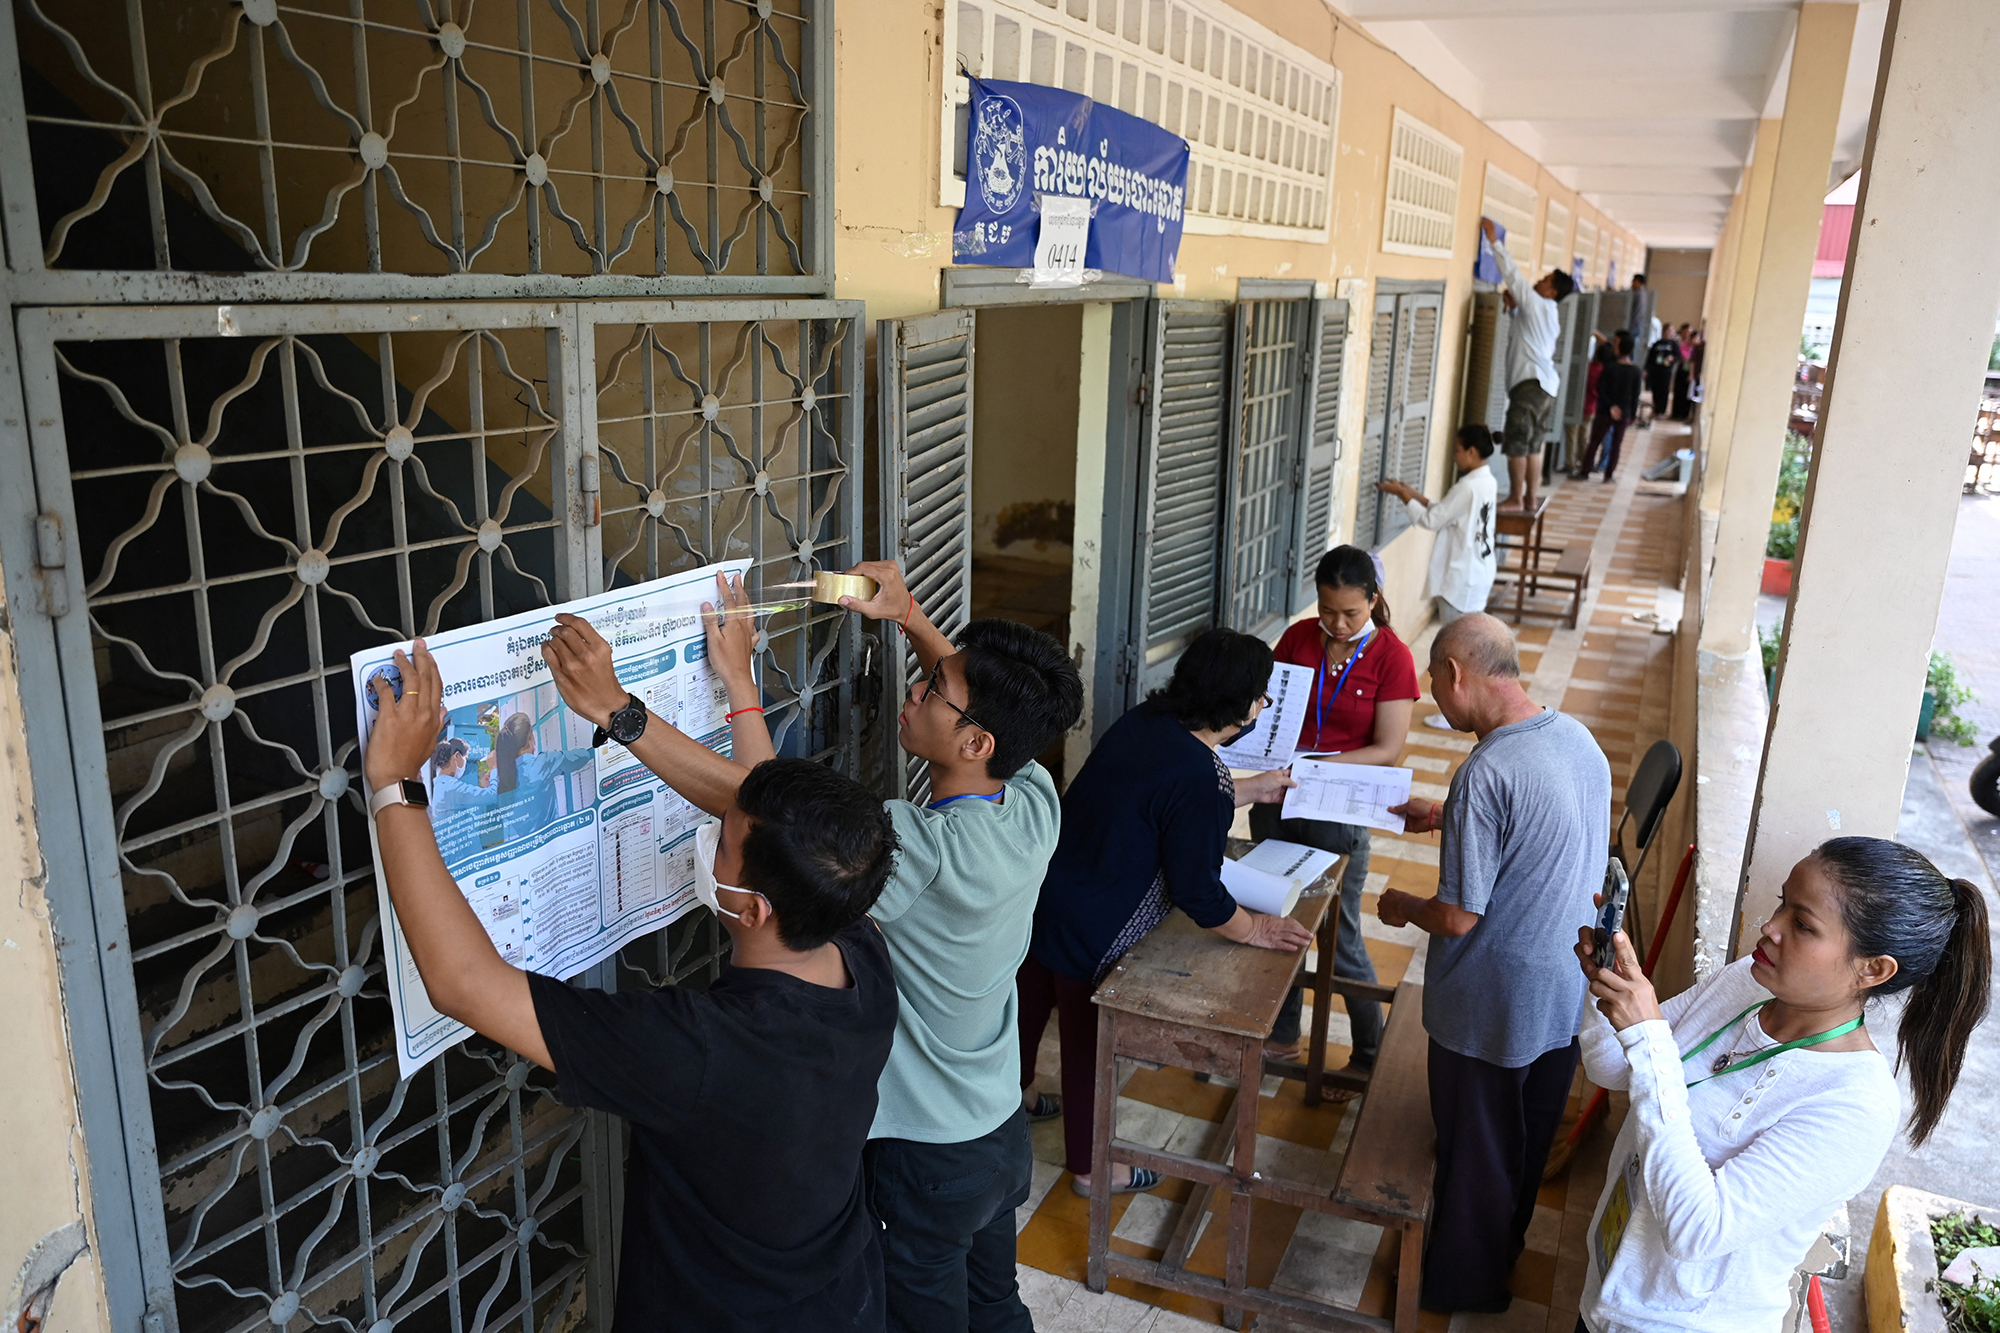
top-left (1378, 615), bottom-right (1609, 1316)
top-left (1481, 217), bottom-right (1575, 514)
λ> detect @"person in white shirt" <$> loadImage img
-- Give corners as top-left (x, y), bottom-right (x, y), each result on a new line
top-left (1378, 424), bottom-right (1498, 731)
top-left (1573, 837), bottom-right (1992, 1333)
top-left (1481, 217), bottom-right (1576, 514)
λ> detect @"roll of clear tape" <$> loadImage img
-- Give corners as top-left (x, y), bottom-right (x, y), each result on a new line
top-left (718, 572), bottom-right (880, 620)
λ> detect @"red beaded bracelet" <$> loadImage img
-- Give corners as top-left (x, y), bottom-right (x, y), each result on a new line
top-left (724, 706), bottom-right (764, 722)
top-left (901, 598), bottom-right (917, 633)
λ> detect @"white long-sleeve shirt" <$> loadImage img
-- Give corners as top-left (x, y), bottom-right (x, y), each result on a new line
top-left (1578, 958), bottom-right (1900, 1333)
top-left (1486, 234), bottom-right (1561, 399)
top-left (1406, 467), bottom-right (1497, 613)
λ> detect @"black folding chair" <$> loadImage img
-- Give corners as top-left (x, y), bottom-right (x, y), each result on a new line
top-left (1612, 739), bottom-right (1682, 957)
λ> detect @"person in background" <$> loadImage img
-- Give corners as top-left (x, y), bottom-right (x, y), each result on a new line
top-left (1251, 547), bottom-right (1421, 1080)
top-left (1630, 272), bottom-right (1662, 354)
top-left (1378, 614), bottom-right (1610, 1315)
top-left (1020, 629), bottom-right (1311, 1194)
top-left (1573, 331), bottom-right (1642, 483)
top-left (1672, 324), bottom-right (1697, 420)
top-left (542, 567), bottom-right (1082, 1333)
top-left (1481, 217), bottom-right (1576, 513)
top-left (1583, 336), bottom-right (1614, 426)
top-left (363, 637), bottom-right (902, 1333)
top-left (1378, 424), bottom-right (1498, 732)
top-left (1645, 327), bottom-right (1683, 424)
top-left (494, 711), bottom-right (596, 839)
top-left (1574, 838), bottom-right (1991, 1333)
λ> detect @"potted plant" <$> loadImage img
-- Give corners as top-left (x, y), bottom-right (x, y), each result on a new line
top-left (1763, 432), bottom-right (1811, 596)
top-left (1866, 1186), bottom-right (2000, 1333)
top-left (1921, 651), bottom-right (1980, 745)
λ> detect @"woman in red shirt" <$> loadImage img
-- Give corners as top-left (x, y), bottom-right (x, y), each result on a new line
top-left (1249, 546), bottom-right (1419, 1078)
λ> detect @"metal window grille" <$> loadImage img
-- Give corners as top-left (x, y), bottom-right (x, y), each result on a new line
top-left (1354, 287), bottom-right (1441, 551)
top-left (1294, 297), bottom-right (1347, 608)
top-left (1222, 297), bottom-right (1306, 638)
top-left (1, 0), bottom-right (832, 303)
top-left (4, 292), bottom-right (863, 1333)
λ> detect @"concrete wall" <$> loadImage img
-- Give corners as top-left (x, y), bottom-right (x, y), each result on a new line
top-left (1645, 247), bottom-right (1712, 333)
top-left (0, 596), bottom-right (112, 1333)
top-left (832, 0), bottom-right (1645, 628)
top-left (971, 306), bottom-right (1083, 562)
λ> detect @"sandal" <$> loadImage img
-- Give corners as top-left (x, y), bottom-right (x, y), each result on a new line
top-left (1071, 1167), bottom-right (1162, 1197)
top-left (1025, 1092), bottom-right (1062, 1122)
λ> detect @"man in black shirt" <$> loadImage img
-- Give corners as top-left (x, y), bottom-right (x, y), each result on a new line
top-left (1645, 331), bottom-right (1683, 423)
top-left (1573, 330), bottom-right (1643, 482)
top-left (362, 638), bottom-right (901, 1333)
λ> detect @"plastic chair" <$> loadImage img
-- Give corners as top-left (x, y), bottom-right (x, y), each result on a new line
top-left (1613, 739), bottom-right (1682, 957)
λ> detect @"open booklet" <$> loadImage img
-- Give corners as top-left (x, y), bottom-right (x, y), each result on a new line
top-left (1219, 838), bottom-right (1341, 917)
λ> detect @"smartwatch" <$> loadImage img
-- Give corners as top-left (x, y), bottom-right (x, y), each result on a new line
top-left (593, 693), bottom-right (649, 748)
top-left (367, 779), bottom-right (429, 819)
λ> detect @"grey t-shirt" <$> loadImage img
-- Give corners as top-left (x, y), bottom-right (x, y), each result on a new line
top-left (1424, 708), bottom-right (1611, 1067)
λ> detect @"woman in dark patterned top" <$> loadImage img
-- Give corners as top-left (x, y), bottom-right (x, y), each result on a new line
top-left (1017, 630), bottom-right (1311, 1194)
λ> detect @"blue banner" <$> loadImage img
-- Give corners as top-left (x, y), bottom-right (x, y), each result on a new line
top-left (1474, 219), bottom-right (1508, 285)
top-left (953, 77), bottom-right (1190, 285)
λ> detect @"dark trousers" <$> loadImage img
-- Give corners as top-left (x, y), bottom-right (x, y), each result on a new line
top-left (1577, 414), bottom-right (1628, 478)
top-left (1248, 807), bottom-right (1381, 1065)
top-left (1016, 953), bottom-right (1100, 1175)
top-left (864, 1110), bottom-right (1034, 1333)
top-left (1422, 1037), bottom-right (1580, 1311)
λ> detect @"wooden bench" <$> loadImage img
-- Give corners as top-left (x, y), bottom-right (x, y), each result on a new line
top-left (1330, 981), bottom-right (1435, 1333)
top-left (1492, 539), bottom-right (1591, 629)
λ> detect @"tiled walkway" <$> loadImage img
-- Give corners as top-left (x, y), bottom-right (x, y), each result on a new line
top-left (1011, 421), bottom-right (1694, 1331)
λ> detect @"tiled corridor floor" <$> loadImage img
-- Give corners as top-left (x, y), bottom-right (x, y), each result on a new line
top-left (1011, 420), bottom-right (1696, 1331)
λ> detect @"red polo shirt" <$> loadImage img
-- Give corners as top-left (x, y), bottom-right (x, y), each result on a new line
top-left (1272, 619), bottom-right (1421, 755)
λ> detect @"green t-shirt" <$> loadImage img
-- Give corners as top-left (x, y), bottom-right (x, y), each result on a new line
top-left (869, 761), bottom-right (1060, 1144)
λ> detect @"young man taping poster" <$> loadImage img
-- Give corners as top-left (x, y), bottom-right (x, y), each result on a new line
top-left (540, 562), bottom-right (1083, 1333)
top-left (362, 578), bottom-right (902, 1333)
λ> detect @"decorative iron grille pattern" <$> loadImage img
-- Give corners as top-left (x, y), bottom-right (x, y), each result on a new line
top-left (25, 303), bottom-right (591, 1333)
top-left (1223, 297), bottom-right (1305, 637)
top-left (6, 0), bottom-right (825, 296)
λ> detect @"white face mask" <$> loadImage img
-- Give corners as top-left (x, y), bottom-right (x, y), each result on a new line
top-left (694, 819), bottom-right (765, 922)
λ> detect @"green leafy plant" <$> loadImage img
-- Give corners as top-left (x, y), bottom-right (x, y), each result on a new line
top-left (1931, 1210), bottom-right (2000, 1333)
top-left (1759, 623), bottom-right (1782, 674)
top-left (1766, 432), bottom-right (1812, 560)
top-left (1928, 652), bottom-right (1981, 746)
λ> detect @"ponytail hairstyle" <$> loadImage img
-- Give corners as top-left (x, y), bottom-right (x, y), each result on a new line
top-left (1315, 545), bottom-right (1390, 628)
top-left (1813, 837), bottom-right (1993, 1147)
top-left (495, 713), bottom-right (534, 795)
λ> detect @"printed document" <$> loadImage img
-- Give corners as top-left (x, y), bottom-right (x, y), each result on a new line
top-left (353, 559), bottom-right (748, 1076)
top-left (1281, 758), bottom-right (1414, 834)
top-left (1218, 662), bottom-right (1316, 771)
top-left (1219, 838), bottom-right (1340, 917)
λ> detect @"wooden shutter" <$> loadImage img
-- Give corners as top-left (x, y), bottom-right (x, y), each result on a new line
top-left (1129, 300), bottom-right (1232, 702)
top-left (878, 307), bottom-right (975, 801)
top-left (1294, 297), bottom-right (1350, 610)
top-left (1353, 290), bottom-right (1399, 551)
top-left (1462, 289), bottom-right (1512, 432)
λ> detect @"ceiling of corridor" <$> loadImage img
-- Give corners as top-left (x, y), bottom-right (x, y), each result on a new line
top-left (1338, 0), bottom-right (1888, 249)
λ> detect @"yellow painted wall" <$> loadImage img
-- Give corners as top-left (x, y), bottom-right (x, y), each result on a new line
top-left (833, 0), bottom-right (1645, 630)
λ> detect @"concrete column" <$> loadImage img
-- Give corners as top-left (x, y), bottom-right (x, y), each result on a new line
top-left (1065, 301), bottom-right (1115, 780)
top-left (1698, 116), bottom-right (1781, 504)
top-left (1735, 0), bottom-right (2000, 952)
top-left (1701, 4), bottom-right (1858, 654)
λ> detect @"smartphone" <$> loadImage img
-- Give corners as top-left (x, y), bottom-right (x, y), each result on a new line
top-left (1594, 860), bottom-right (1632, 970)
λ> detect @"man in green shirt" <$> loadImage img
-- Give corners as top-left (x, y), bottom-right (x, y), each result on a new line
top-left (541, 562), bottom-right (1082, 1333)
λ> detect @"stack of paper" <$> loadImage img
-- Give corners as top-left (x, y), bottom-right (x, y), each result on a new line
top-left (1280, 758), bottom-right (1414, 834)
top-left (1219, 839), bottom-right (1341, 916)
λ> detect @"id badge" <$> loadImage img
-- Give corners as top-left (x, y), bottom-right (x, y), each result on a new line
top-left (1594, 1153), bottom-right (1641, 1279)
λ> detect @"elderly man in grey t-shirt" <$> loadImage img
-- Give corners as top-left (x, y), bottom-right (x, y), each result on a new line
top-left (1381, 614), bottom-right (1610, 1315)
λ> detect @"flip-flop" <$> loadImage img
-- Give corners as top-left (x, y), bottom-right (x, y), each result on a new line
top-left (1025, 1092), bottom-right (1062, 1122)
top-left (1071, 1168), bottom-right (1161, 1197)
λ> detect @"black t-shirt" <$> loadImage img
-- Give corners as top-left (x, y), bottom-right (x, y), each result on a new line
top-left (528, 919), bottom-right (897, 1332)
top-left (1596, 362), bottom-right (1642, 421)
top-left (1646, 338), bottom-right (1682, 377)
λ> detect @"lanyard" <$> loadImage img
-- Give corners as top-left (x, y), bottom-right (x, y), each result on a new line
top-left (1312, 629), bottom-right (1372, 749)
top-left (1679, 1001), bottom-right (1864, 1087)
top-left (928, 791), bottom-right (1002, 809)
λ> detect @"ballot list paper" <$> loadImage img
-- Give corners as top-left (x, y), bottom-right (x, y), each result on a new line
top-left (1217, 662), bottom-right (1316, 771)
top-left (1219, 839), bottom-right (1341, 917)
top-left (353, 558), bottom-right (748, 1076)
top-left (1281, 758), bottom-right (1414, 834)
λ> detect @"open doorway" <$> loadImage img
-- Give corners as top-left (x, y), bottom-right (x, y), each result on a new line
top-left (969, 303), bottom-right (1083, 781)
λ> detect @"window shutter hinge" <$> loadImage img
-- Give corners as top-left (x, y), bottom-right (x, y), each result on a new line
top-left (33, 512), bottom-right (69, 618)
top-left (1135, 374), bottom-right (1150, 411)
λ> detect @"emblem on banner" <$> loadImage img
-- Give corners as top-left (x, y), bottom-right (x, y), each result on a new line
top-left (973, 93), bottom-right (1027, 215)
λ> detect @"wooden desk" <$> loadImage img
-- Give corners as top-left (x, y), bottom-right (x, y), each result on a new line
top-left (1086, 855), bottom-right (1421, 1332)
top-left (1492, 495), bottom-right (1552, 621)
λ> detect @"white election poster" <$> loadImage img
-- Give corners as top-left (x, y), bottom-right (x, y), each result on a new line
top-left (353, 559), bottom-right (749, 1076)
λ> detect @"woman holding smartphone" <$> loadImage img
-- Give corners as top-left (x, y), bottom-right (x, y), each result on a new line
top-left (1249, 546), bottom-right (1419, 1076)
top-left (1574, 837), bottom-right (1990, 1332)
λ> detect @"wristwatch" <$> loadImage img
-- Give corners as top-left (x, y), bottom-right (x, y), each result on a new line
top-left (592, 693), bottom-right (648, 748)
top-left (367, 779), bottom-right (429, 819)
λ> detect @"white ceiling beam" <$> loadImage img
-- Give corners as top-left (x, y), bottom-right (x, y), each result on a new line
top-left (1478, 76), bottom-right (1769, 120)
top-left (1528, 132), bottom-right (1755, 168)
top-left (1558, 166), bottom-right (1744, 195)
top-left (1339, 0), bottom-right (1800, 19)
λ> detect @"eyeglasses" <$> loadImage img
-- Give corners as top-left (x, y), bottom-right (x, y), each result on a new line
top-left (922, 660), bottom-right (989, 733)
